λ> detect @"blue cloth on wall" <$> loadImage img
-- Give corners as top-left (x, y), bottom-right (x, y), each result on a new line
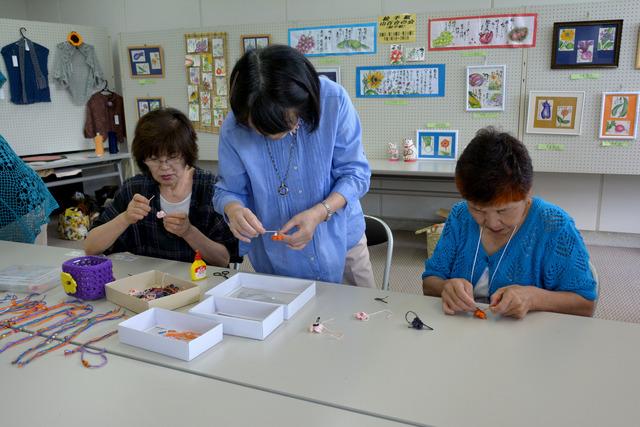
top-left (423, 198), bottom-right (597, 301)
top-left (0, 135), bottom-right (58, 243)
top-left (1, 39), bottom-right (51, 104)
top-left (0, 70), bottom-right (6, 88)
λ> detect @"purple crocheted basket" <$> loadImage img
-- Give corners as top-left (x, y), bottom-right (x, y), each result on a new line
top-left (61, 256), bottom-right (114, 300)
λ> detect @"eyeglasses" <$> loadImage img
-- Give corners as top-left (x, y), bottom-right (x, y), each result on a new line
top-left (145, 155), bottom-right (183, 168)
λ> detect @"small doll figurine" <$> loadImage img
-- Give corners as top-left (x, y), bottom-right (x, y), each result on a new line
top-left (403, 138), bottom-right (417, 162)
top-left (387, 142), bottom-right (399, 162)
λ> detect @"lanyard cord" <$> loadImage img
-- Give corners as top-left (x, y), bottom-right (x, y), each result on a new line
top-left (470, 224), bottom-right (518, 289)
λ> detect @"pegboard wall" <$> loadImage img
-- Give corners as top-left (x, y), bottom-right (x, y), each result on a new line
top-left (118, 0), bottom-right (640, 174)
top-left (0, 18), bottom-right (114, 156)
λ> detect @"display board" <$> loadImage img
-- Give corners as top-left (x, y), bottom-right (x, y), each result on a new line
top-left (118, 1), bottom-right (640, 174)
top-left (0, 18), bottom-right (114, 156)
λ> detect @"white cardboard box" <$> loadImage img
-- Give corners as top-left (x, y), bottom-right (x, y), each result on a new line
top-left (205, 272), bottom-right (315, 319)
top-left (118, 307), bottom-right (222, 361)
top-left (189, 296), bottom-right (284, 340)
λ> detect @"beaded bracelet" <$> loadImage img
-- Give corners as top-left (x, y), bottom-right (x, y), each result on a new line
top-left (64, 330), bottom-right (118, 369)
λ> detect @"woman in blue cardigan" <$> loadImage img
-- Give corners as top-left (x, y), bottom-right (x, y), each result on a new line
top-left (422, 128), bottom-right (597, 319)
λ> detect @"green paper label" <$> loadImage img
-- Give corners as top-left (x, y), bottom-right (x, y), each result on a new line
top-left (570, 73), bottom-right (600, 80)
top-left (461, 51), bottom-right (487, 57)
top-left (601, 140), bottom-right (631, 147)
top-left (383, 100), bottom-right (409, 106)
top-left (137, 79), bottom-right (156, 85)
top-left (426, 122), bottom-right (450, 129)
top-left (537, 144), bottom-right (565, 151)
top-left (473, 112), bottom-right (499, 119)
top-left (317, 58), bottom-right (340, 65)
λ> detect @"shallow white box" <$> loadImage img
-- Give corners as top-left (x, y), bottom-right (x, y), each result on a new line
top-left (189, 296), bottom-right (284, 340)
top-left (205, 272), bottom-right (315, 319)
top-left (118, 307), bottom-right (222, 361)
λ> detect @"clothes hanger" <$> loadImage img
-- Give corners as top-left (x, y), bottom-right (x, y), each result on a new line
top-left (100, 80), bottom-right (112, 95)
top-left (19, 27), bottom-right (27, 39)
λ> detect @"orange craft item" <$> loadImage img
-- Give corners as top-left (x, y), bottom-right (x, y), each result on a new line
top-left (473, 308), bottom-right (487, 319)
top-left (271, 232), bottom-right (285, 241)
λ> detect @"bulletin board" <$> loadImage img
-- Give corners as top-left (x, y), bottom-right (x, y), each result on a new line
top-left (118, 0), bottom-right (640, 174)
top-left (0, 18), bottom-right (114, 156)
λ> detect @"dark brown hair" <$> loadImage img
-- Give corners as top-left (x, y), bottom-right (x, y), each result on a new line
top-left (455, 127), bottom-right (533, 205)
top-left (131, 108), bottom-right (198, 174)
top-left (229, 45), bottom-right (321, 135)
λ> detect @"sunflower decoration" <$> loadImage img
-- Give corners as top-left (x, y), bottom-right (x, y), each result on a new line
top-left (61, 272), bottom-right (78, 295)
top-left (67, 31), bottom-right (83, 47)
top-left (363, 71), bottom-right (384, 95)
top-left (559, 29), bottom-right (574, 42)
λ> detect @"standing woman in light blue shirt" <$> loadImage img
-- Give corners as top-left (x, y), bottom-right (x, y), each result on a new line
top-left (214, 45), bottom-right (374, 286)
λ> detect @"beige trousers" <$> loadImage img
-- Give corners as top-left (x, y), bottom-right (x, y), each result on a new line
top-left (342, 234), bottom-right (376, 288)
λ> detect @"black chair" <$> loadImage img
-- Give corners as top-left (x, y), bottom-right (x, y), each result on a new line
top-left (364, 215), bottom-right (393, 290)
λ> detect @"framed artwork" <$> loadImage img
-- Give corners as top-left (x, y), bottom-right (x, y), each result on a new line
top-left (289, 23), bottom-right (377, 56)
top-left (184, 32), bottom-right (229, 134)
top-left (316, 67), bottom-right (341, 85)
top-left (128, 46), bottom-right (164, 78)
top-left (416, 130), bottom-right (458, 160)
top-left (136, 97), bottom-right (163, 119)
top-left (429, 13), bottom-right (537, 50)
top-left (241, 34), bottom-right (271, 54)
top-left (599, 92), bottom-right (640, 140)
top-left (551, 20), bottom-right (623, 69)
top-left (466, 65), bottom-right (506, 111)
top-left (356, 64), bottom-right (445, 98)
top-left (526, 91), bottom-right (585, 135)
top-left (636, 29), bottom-right (640, 69)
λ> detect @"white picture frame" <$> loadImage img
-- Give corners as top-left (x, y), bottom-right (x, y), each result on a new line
top-left (526, 90), bottom-right (585, 135)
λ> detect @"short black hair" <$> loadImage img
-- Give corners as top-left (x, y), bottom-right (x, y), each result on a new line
top-left (131, 108), bottom-right (198, 174)
top-left (455, 127), bottom-right (533, 205)
top-left (229, 45), bottom-right (321, 135)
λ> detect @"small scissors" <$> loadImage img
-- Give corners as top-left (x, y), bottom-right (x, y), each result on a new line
top-left (374, 296), bottom-right (389, 304)
top-left (211, 270), bottom-right (230, 279)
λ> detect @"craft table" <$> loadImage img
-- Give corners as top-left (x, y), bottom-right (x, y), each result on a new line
top-left (1, 241), bottom-right (639, 427)
top-left (0, 332), bottom-right (412, 427)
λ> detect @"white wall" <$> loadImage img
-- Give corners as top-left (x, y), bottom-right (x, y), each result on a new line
top-left (0, 0), bottom-right (27, 19)
top-left (20, 0), bottom-right (640, 235)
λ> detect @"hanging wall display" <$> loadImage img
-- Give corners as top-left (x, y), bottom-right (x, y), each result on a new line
top-left (241, 34), bottom-right (271, 54)
top-left (289, 23), bottom-right (377, 56)
top-left (416, 130), bottom-right (459, 160)
top-left (128, 45), bottom-right (164, 78)
top-left (356, 64), bottom-right (445, 98)
top-left (429, 13), bottom-right (537, 50)
top-left (466, 65), bottom-right (506, 111)
top-left (599, 92), bottom-right (640, 140)
top-left (316, 67), bottom-right (341, 85)
top-left (377, 14), bottom-right (417, 43)
top-left (136, 97), bottom-right (163, 118)
top-left (551, 20), bottom-right (623, 69)
top-left (526, 91), bottom-right (585, 135)
top-left (184, 32), bottom-right (228, 133)
top-left (636, 28), bottom-right (640, 69)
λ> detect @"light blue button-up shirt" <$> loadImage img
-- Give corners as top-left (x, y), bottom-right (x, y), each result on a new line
top-left (214, 78), bottom-right (371, 284)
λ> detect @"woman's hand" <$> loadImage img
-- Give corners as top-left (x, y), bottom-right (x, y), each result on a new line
top-left (489, 285), bottom-right (536, 319)
top-left (441, 278), bottom-right (477, 315)
top-left (123, 194), bottom-right (152, 225)
top-left (225, 202), bottom-right (265, 243)
top-left (163, 212), bottom-right (192, 238)
top-left (171, 166), bottom-right (194, 200)
top-left (279, 204), bottom-right (326, 250)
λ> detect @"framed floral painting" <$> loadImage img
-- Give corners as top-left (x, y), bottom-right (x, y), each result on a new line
top-left (526, 91), bottom-right (585, 135)
top-left (551, 20), bottom-right (623, 69)
top-left (599, 92), bottom-right (640, 140)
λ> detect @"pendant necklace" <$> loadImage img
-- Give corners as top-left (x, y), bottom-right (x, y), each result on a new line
top-left (265, 130), bottom-right (297, 196)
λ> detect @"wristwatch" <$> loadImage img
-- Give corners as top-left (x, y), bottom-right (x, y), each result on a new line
top-left (320, 200), bottom-right (333, 222)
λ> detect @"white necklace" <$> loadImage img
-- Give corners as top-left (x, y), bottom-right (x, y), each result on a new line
top-left (470, 224), bottom-right (519, 290)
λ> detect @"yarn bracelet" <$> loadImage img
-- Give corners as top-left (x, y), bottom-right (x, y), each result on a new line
top-left (64, 330), bottom-right (118, 369)
top-left (354, 309), bottom-right (393, 321)
top-left (405, 311), bottom-right (434, 331)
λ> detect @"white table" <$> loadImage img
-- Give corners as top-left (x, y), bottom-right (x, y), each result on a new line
top-left (0, 332), bottom-right (412, 427)
top-left (2, 241), bottom-right (640, 427)
top-left (27, 151), bottom-right (131, 187)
